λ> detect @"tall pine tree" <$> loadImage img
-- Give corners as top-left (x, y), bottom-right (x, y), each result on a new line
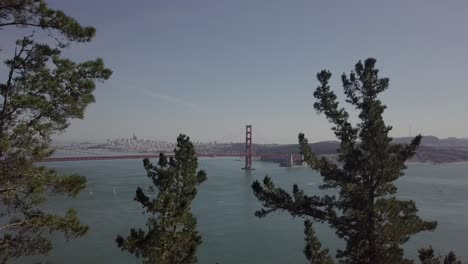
top-left (0, 0), bottom-right (111, 261)
top-left (116, 134), bottom-right (207, 264)
top-left (252, 58), bottom-right (439, 263)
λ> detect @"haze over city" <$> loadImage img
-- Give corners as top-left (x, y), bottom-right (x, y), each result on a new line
top-left (1, 0), bottom-right (466, 143)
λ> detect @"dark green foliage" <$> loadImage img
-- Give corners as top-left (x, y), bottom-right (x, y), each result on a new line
top-left (418, 247), bottom-right (461, 264)
top-left (443, 252), bottom-right (462, 264)
top-left (252, 58), bottom-right (439, 264)
top-left (0, 0), bottom-right (111, 262)
top-left (304, 220), bottom-right (334, 264)
top-left (116, 134), bottom-right (207, 264)
top-left (0, 0), bottom-right (96, 47)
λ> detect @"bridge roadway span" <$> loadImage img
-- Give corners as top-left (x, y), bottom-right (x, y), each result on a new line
top-left (42, 153), bottom-right (296, 162)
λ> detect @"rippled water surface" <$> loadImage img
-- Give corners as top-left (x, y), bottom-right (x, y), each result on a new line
top-left (28, 158), bottom-right (468, 263)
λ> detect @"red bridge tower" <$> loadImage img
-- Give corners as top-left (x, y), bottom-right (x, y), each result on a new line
top-left (243, 125), bottom-right (254, 170)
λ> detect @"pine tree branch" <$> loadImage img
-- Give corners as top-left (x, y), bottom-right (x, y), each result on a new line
top-left (0, 220), bottom-right (28, 232)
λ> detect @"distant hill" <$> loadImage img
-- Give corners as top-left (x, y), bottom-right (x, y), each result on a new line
top-left (392, 136), bottom-right (468, 150)
top-left (248, 136), bottom-right (468, 164)
top-left (253, 141), bottom-right (338, 155)
top-left (411, 145), bottom-right (468, 163)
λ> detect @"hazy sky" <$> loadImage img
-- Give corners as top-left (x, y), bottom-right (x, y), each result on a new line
top-left (2, 0), bottom-right (468, 143)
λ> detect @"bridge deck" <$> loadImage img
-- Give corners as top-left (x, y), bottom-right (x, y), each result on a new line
top-left (41, 153), bottom-right (298, 162)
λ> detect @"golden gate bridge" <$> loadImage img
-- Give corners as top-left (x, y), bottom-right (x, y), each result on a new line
top-left (42, 125), bottom-right (304, 169)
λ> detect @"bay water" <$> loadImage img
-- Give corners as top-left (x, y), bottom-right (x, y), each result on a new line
top-left (29, 158), bottom-right (468, 263)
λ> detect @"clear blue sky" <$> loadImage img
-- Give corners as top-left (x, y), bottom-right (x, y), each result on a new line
top-left (3, 0), bottom-right (468, 143)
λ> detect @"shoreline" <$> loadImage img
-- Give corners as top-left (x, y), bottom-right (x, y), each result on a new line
top-left (405, 161), bottom-right (468, 165)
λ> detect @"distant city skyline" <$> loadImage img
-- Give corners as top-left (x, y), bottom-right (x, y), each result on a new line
top-left (2, 0), bottom-right (468, 144)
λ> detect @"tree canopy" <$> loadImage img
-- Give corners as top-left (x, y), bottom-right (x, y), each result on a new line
top-left (116, 134), bottom-right (207, 264)
top-left (0, 0), bottom-right (111, 261)
top-left (252, 58), bottom-right (447, 263)
top-left (1, 0), bottom-right (95, 46)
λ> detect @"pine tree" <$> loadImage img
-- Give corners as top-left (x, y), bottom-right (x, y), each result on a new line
top-left (116, 134), bottom-right (207, 264)
top-left (304, 219), bottom-right (334, 264)
top-left (419, 247), bottom-right (440, 264)
top-left (0, 0), bottom-right (96, 46)
top-left (252, 58), bottom-right (438, 263)
top-left (0, 1), bottom-right (111, 261)
top-left (443, 252), bottom-right (462, 264)
top-left (418, 247), bottom-right (461, 264)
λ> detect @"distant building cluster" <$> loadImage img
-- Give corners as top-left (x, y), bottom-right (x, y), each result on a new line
top-left (106, 133), bottom-right (142, 145)
top-left (103, 134), bottom-right (176, 153)
top-left (57, 134), bottom-right (235, 154)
